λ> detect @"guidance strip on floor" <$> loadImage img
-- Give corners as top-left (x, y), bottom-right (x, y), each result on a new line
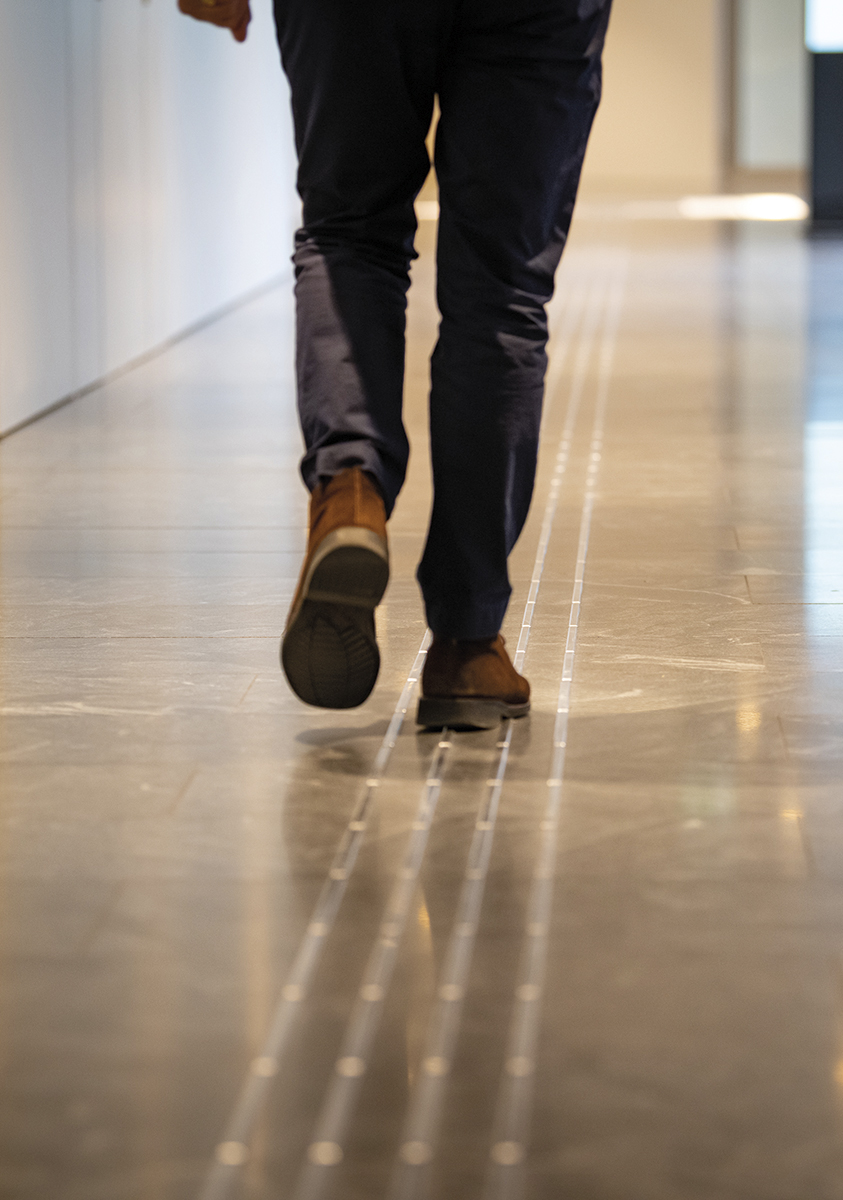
top-left (197, 635), bottom-right (431, 1200)
top-left (387, 264), bottom-right (625, 1200)
top-left (290, 735), bottom-right (453, 1200)
top-left (292, 264), bottom-right (619, 1200)
top-left (483, 268), bottom-right (627, 1200)
top-left (197, 254), bottom-right (617, 1200)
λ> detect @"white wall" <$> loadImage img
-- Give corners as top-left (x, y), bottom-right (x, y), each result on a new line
top-left (0, 0), bottom-right (297, 435)
top-left (736, 0), bottom-right (808, 169)
top-left (581, 0), bottom-right (727, 193)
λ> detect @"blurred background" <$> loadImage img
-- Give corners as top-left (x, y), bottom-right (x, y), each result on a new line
top-left (0, 0), bottom-right (816, 437)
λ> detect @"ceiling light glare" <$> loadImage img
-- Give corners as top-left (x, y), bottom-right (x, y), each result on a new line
top-left (677, 194), bottom-right (810, 221)
top-left (806, 0), bottom-right (843, 52)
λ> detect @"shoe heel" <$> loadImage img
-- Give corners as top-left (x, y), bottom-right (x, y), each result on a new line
top-left (416, 696), bottom-right (529, 731)
top-left (308, 545), bottom-right (389, 607)
top-left (307, 529), bottom-right (389, 606)
top-left (281, 529), bottom-right (389, 709)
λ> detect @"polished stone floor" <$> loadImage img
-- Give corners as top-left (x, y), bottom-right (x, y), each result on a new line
top-left (2, 210), bottom-right (843, 1200)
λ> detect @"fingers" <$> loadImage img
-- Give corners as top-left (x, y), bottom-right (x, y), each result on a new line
top-left (231, 7), bottom-right (251, 41)
top-left (177, 0), bottom-right (251, 37)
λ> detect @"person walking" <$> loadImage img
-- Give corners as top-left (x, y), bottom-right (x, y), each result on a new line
top-left (179, 0), bottom-right (612, 728)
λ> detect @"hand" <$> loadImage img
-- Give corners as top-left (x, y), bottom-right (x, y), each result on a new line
top-left (177, 0), bottom-right (251, 43)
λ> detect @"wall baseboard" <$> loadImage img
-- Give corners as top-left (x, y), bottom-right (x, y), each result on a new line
top-left (0, 272), bottom-right (288, 443)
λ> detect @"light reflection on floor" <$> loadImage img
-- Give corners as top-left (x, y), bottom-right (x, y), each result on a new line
top-left (1, 213), bottom-right (843, 1200)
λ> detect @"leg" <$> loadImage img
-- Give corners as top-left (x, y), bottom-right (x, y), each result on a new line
top-left (417, 0), bottom-right (612, 636)
top-left (275, 0), bottom-right (450, 708)
top-left (273, 0), bottom-right (447, 512)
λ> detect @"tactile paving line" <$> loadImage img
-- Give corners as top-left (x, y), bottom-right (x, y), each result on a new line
top-left (387, 262), bottom-right (625, 1200)
top-left (196, 258), bottom-right (604, 1200)
top-left (294, 262), bottom-right (619, 1200)
top-left (197, 634), bottom-right (431, 1200)
top-left (483, 266), bottom-right (628, 1199)
top-left (290, 735), bottom-right (453, 1199)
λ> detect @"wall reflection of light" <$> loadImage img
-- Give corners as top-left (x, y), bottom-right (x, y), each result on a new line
top-left (804, 422), bottom-right (843, 606)
top-left (804, 245), bottom-right (843, 632)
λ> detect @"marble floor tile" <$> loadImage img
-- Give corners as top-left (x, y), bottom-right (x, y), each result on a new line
top-left (1, 215), bottom-right (843, 1200)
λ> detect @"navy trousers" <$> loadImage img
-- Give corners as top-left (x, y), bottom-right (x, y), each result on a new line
top-left (273, 0), bottom-right (612, 639)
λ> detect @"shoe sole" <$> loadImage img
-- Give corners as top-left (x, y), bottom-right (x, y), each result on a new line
top-left (416, 696), bottom-right (531, 731)
top-left (281, 528), bottom-right (389, 709)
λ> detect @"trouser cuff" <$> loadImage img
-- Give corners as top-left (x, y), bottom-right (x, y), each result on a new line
top-left (301, 443), bottom-right (404, 517)
top-left (422, 593), bottom-right (511, 641)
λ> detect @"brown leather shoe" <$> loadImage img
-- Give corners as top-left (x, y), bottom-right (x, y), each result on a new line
top-left (281, 467), bottom-right (389, 708)
top-left (417, 634), bottom-right (531, 730)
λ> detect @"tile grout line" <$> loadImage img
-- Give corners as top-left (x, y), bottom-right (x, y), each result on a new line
top-left (196, 632), bottom-right (431, 1200)
top-left (288, 270), bottom-right (608, 1200)
top-left (483, 262), bottom-right (628, 1199)
top-left (386, 270), bottom-right (618, 1200)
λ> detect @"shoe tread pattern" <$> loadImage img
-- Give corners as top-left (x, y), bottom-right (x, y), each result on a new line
top-left (282, 542), bottom-right (387, 708)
